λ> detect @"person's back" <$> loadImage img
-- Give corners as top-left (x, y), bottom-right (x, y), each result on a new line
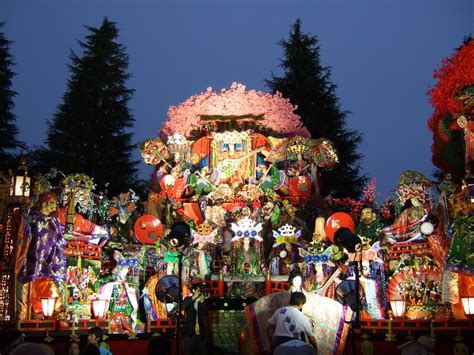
top-left (270, 306), bottom-right (312, 340)
top-left (266, 292), bottom-right (318, 354)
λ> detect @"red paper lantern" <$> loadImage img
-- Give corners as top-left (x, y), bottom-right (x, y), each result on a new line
top-left (324, 212), bottom-right (355, 243)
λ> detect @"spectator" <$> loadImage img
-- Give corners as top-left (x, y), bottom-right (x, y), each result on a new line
top-left (10, 343), bottom-right (54, 355)
top-left (87, 327), bottom-right (112, 355)
top-left (183, 284), bottom-right (209, 355)
top-left (81, 344), bottom-right (100, 355)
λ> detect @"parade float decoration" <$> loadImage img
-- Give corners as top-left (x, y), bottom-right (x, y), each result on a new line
top-left (428, 39), bottom-right (473, 178)
top-left (1, 81), bottom-right (472, 354)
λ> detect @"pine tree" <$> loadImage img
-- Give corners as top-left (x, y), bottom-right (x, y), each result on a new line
top-left (266, 19), bottom-right (367, 198)
top-left (39, 18), bottom-right (139, 195)
top-left (0, 22), bottom-right (25, 171)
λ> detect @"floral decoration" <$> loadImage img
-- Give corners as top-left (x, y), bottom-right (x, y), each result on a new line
top-left (160, 82), bottom-right (310, 138)
top-left (428, 39), bottom-right (474, 122)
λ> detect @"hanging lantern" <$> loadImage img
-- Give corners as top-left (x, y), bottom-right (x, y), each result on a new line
top-left (389, 300), bottom-right (406, 318)
top-left (461, 297), bottom-right (474, 317)
top-left (9, 157), bottom-right (31, 197)
top-left (92, 299), bottom-right (109, 319)
top-left (41, 297), bottom-right (56, 318)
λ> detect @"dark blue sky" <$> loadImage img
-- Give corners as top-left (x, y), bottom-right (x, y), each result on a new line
top-left (3, 0), bottom-right (472, 199)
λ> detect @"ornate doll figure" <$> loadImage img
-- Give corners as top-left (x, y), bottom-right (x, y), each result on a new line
top-left (285, 136), bottom-right (311, 178)
top-left (57, 174), bottom-right (112, 242)
top-left (288, 269), bottom-right (305, 293)
top-left (16, 192), bottom-right (67, 319)
top-left (189, 223), bottom-right (218, 279)
top-left (167, 133), bottom-right (191, 163)
top-left (108, 190), bottom-right (139, 243)
top-left (211, 130), bottom-right (266, 188)
top-left (356, 206), bottom-right (383, 242)
top-left (382, 171), bottom-right (432, 244)
top-left (95, 251), bottom-right (142, 333)
top-left (269, 224), bottom-right (303, 275)
top-left (231, 217), bottom-right (263, 276)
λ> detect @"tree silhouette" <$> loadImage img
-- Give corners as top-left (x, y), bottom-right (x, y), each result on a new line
top-left (33, 18), bottom-right (139, 195)
top-left (0, 22), bottom-right (25, 171)
top-left (266, 19), bottom-right (367, 198)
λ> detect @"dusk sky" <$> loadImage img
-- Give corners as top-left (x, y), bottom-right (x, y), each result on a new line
top-left (3, 0), bottom-right (472, 200)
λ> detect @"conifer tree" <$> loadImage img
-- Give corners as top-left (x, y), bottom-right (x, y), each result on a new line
top-left (266, 19), bottom-right (367, 198)
top-left (39, 18), bottom-right (138, 194)
top-left (0, 22), bottom-right (24, 171)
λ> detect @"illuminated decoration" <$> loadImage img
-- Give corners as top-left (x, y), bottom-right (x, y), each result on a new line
top-left (167, 134), bottom-right (191, 162)
top-left (428, 40), bottom-right (474, 178)
top-left (9, 157), bottom-right (31, 197)
top-left (467, 179), bottom-right (474, 203)
top-left (41, 297), bottom-right (56, 318)
top-left (0, 272), bottom-right (12, 322)
top-left (348, 241), bottom-right (381, 262)
top-left (92, 299), bottom-right (109, 319)
top-left (390, 300), bottom-right (406, 318)
top-left (161, 82), bottom-right (310, 138)
top-left (2, 206), bottom-right (20, 262)
top-left (0, 206), bottom-right (20, 323)
top-left (134, 215), bottom-right (164, 245)
top-left (324, 212), bottom-right (356, 243)
top-left (191, 223), bottom-right (219, 244)
top-left (396, 171), bottom-right (430, 205)
top-left (312, 139), bottom-right (339, 168)
top-left (461, 297), bottom-right (474, 317)
top-left (141, 138), bottom-right (169, 165)
top-left (272, 224), bottom-right (301, 247)
top-left (302, 246), bottom-right (333, 265)
top-left (230, 217), bottom-right (263, 242)
top-left (286, 136), bottom-right (309, 159)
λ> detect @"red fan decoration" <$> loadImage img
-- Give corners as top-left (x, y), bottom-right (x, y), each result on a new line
top-left (387, 267), bottom-right (441, 302)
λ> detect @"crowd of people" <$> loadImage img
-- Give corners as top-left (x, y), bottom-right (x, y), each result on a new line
top-left (0, 327), bottom-right (172, 355)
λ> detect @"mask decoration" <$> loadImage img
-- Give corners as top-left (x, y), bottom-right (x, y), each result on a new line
top-left (230, 216), bottom-right (263, 242)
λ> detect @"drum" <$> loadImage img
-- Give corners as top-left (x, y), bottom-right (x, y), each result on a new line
top-left (289, 175), bottom-right (312, 198)
top-left (274, 171), bottom-right (290, 195)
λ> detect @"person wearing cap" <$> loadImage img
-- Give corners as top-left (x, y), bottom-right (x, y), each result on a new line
top-left (15, 192), bottom-right (67, 319)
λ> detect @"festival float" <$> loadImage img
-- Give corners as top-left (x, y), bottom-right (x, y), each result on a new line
top-left (0, 40), bottom-right (472, 355)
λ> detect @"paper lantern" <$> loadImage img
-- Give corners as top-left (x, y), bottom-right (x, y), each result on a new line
top-left (461, 297), bottom-right (474, 317)
top-left (324, 212), bottom-right (355, 243)
top-left (92, 299), bottom-right (109, 319)
top-left (41, 297), bottom-right (56, 318)
top-left (390, 300), bottom-right (406, 318)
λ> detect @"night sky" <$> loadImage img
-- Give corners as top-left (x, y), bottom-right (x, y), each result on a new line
top-left (3, 0), bottom-right (472, 199)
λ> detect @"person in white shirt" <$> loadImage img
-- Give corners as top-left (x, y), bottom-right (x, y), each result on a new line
top-left (266, 292), bottom-right (318, 354)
